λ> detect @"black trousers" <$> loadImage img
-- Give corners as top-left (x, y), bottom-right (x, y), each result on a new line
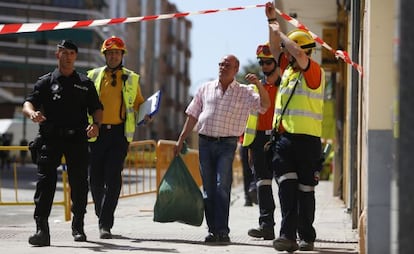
top-left (250, 131), bottom-right (275, 228)
top-left (89, 124), bottom-right (129, 229)
top-left (239, 145), bottom-right (255, 201)
top-left (34, 137), bottom-right (89, 220)
top-left (273, 133), bottom-right (321, 242)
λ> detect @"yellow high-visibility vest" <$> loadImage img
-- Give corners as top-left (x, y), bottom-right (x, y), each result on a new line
top-left (243, 84), bottom-right (259, 146)
top-left (273, 67), bottom-right (325, 137)
top-left (87, 67), bottom-right (139, 142)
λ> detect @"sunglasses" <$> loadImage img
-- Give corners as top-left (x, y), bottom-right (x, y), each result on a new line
top-left (111, 73), bottom-right (117, 87)
top-left (256, 45), bottom-right (272, 56)
top-left (258, 59), bottom-right (274, 66)
top-left (218, 62), bottom-right (234, 68)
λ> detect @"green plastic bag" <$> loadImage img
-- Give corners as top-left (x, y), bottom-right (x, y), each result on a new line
top-left (153, 156), bottom-right (204, 226)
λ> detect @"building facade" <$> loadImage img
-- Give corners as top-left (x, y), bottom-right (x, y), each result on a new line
top-left (0, 0), bottom-right (192, 143)
top-left (275, 0), bottom-right (408, 253)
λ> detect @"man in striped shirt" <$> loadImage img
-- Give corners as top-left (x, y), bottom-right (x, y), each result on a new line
top-left (174, 54), bottom-right (270, 244)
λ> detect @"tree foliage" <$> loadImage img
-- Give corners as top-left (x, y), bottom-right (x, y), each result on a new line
top-left (236, 58), bottom-right (263, 83)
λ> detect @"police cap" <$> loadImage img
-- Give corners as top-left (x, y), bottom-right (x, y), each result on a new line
top-left (57, 40), bottom-right (78, 53)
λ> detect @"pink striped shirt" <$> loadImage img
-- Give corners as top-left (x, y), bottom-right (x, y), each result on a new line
top-left (186, 79), bottom-right (264, 137)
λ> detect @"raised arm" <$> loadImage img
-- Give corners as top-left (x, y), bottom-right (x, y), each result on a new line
top-left (245, 73), bottom-right (270, 110)
top-left (265, 2), bottom-right (310, 70)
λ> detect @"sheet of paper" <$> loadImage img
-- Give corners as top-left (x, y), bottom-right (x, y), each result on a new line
top-left (136, 90), bottom-right (162, 126)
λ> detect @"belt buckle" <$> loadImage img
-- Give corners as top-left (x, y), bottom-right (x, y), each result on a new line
top-left (265, 130), bottom-right (272, 135)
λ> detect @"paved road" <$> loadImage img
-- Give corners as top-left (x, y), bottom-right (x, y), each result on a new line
top-left (0, 180), bottom-right (359, 254)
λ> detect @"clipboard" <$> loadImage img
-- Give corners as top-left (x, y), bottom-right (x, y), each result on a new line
top-left (136, 90), bottom-right (162, 126)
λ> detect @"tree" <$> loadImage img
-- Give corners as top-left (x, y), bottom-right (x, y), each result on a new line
top-left (236, 59), bottom-right (262, 83)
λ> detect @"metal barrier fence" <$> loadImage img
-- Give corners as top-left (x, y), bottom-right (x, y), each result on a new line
top-left (155, 140), bottom-right (243, 189)
top-left (0, 140), bottom-right (242, 221)
top-left (121, 140), bottom-right (158, 197)
top-left (0, 145), bottom-right (72, 220)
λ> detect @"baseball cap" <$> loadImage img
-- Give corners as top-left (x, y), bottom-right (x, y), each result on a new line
top-left (57, 40), bottom-right (78, 53)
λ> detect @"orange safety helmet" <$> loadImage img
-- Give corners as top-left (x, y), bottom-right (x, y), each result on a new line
top-left (256, 42), bottom-right (274, 59)
top-left (101, 36), bottom-right (127, 54)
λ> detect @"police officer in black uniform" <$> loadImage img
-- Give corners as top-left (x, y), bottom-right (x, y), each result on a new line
top-left (22, 40), bottom-right (103, 247)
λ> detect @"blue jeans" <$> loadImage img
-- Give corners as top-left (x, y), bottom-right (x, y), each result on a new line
top-left (198, 136), bottom-right (237, 235)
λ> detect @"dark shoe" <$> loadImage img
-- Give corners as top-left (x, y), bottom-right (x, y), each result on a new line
top-left (72, 228), bottom-right (87, 242)
top-left (217, 234), bottom-right (230, 243)
top-left (248, 226), bottom-right (275, 240)
top-left (244, 199), bottom-right (253, 206)
top-left (99, 227), bottom-right (112, 239)
top-left (204, 233), bottom-right (217, 243)
top-left (273, 236), bottom-right (299, 252)
top-left (299, 240), bottom-right (314, 251)
top-left (72, 217), bottom-right (86, 242)
top-left (28, 219), bottom-right (50, 246)
top-left (248, 188), bottom-right (258, 205)
top-left (28, 231), bottom-right (50, 246)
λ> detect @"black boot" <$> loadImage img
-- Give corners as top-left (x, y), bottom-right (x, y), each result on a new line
top-left (72, 216), bottom-right (87, 242)
top-left (248, 226), bottom-right (275, 240)
top-left (28, 218), bottom-right (50, 246)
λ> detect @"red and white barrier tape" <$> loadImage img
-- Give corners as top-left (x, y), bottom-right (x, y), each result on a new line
top-left (0, 3), bottom-right (362, 74)
top-left (0, 4), bottom-right (265, 35)
top-left (275, 7), bottom-right (363, 75)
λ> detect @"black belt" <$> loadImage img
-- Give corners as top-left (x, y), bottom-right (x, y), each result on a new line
top-left (40, 127), bottom-right (84, 139)
top-left (199, 134), bottom-right (238, 142)
top-left (101, 123), bottom-right (124, 130)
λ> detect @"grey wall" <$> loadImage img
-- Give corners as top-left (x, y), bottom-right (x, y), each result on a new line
top-left (367, 130), bottom-right (392, 254)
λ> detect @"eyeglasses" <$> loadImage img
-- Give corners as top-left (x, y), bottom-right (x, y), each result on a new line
top-left (111, 73), bottom-right (117, 87)
top-left (256, 45), bottom-right (272, 56)
top-left (258, 59), bottom-right (274, 66)
top-left (218, 62), bottom-right (233, 68)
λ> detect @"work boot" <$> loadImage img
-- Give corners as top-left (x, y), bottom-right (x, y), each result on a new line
top-left (72, 217), bottom-right (87, 242)
top-left (99, 227), bottom-right (112, 239)
top-left (72, 228), bottom-right (87, 242)
top-left (28, 218), bottom-right (50, 246)
top-left (273, 236), bottom-right (299, 252)
top-left (244, 198), bottom-right (253, 207)
top-left (217, 233), bottom-right (230, 244)
top-left (204, 233), bottom-right (217, 243)
top-left (248, 187), bottom-right (258, 205)
top-left (248, 226), bottom-right (275, 240)
top-left (299, 240), bottom-right (314, 251)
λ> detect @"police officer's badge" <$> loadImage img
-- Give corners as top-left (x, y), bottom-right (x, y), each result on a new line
top-left (51, 83), bottom-right (62, 100)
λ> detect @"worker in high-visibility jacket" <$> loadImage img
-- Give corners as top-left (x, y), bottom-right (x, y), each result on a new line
top-left (87, 36), bottom-right (150, 240)
top-left (266, 2), bottom-right (326, 252)
top-left (244, 42), bottom-right (280, 241)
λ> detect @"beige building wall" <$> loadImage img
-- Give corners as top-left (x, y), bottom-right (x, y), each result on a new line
top-left (362, 0), bottom-right (396, 253)
top-left (364, 1), bottom-right (396, 130)
top-left (123, 0), bottom-right (191, 141)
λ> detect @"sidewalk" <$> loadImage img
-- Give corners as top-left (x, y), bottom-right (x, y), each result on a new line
top-left (0, 180), bottom-right (359, 254)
